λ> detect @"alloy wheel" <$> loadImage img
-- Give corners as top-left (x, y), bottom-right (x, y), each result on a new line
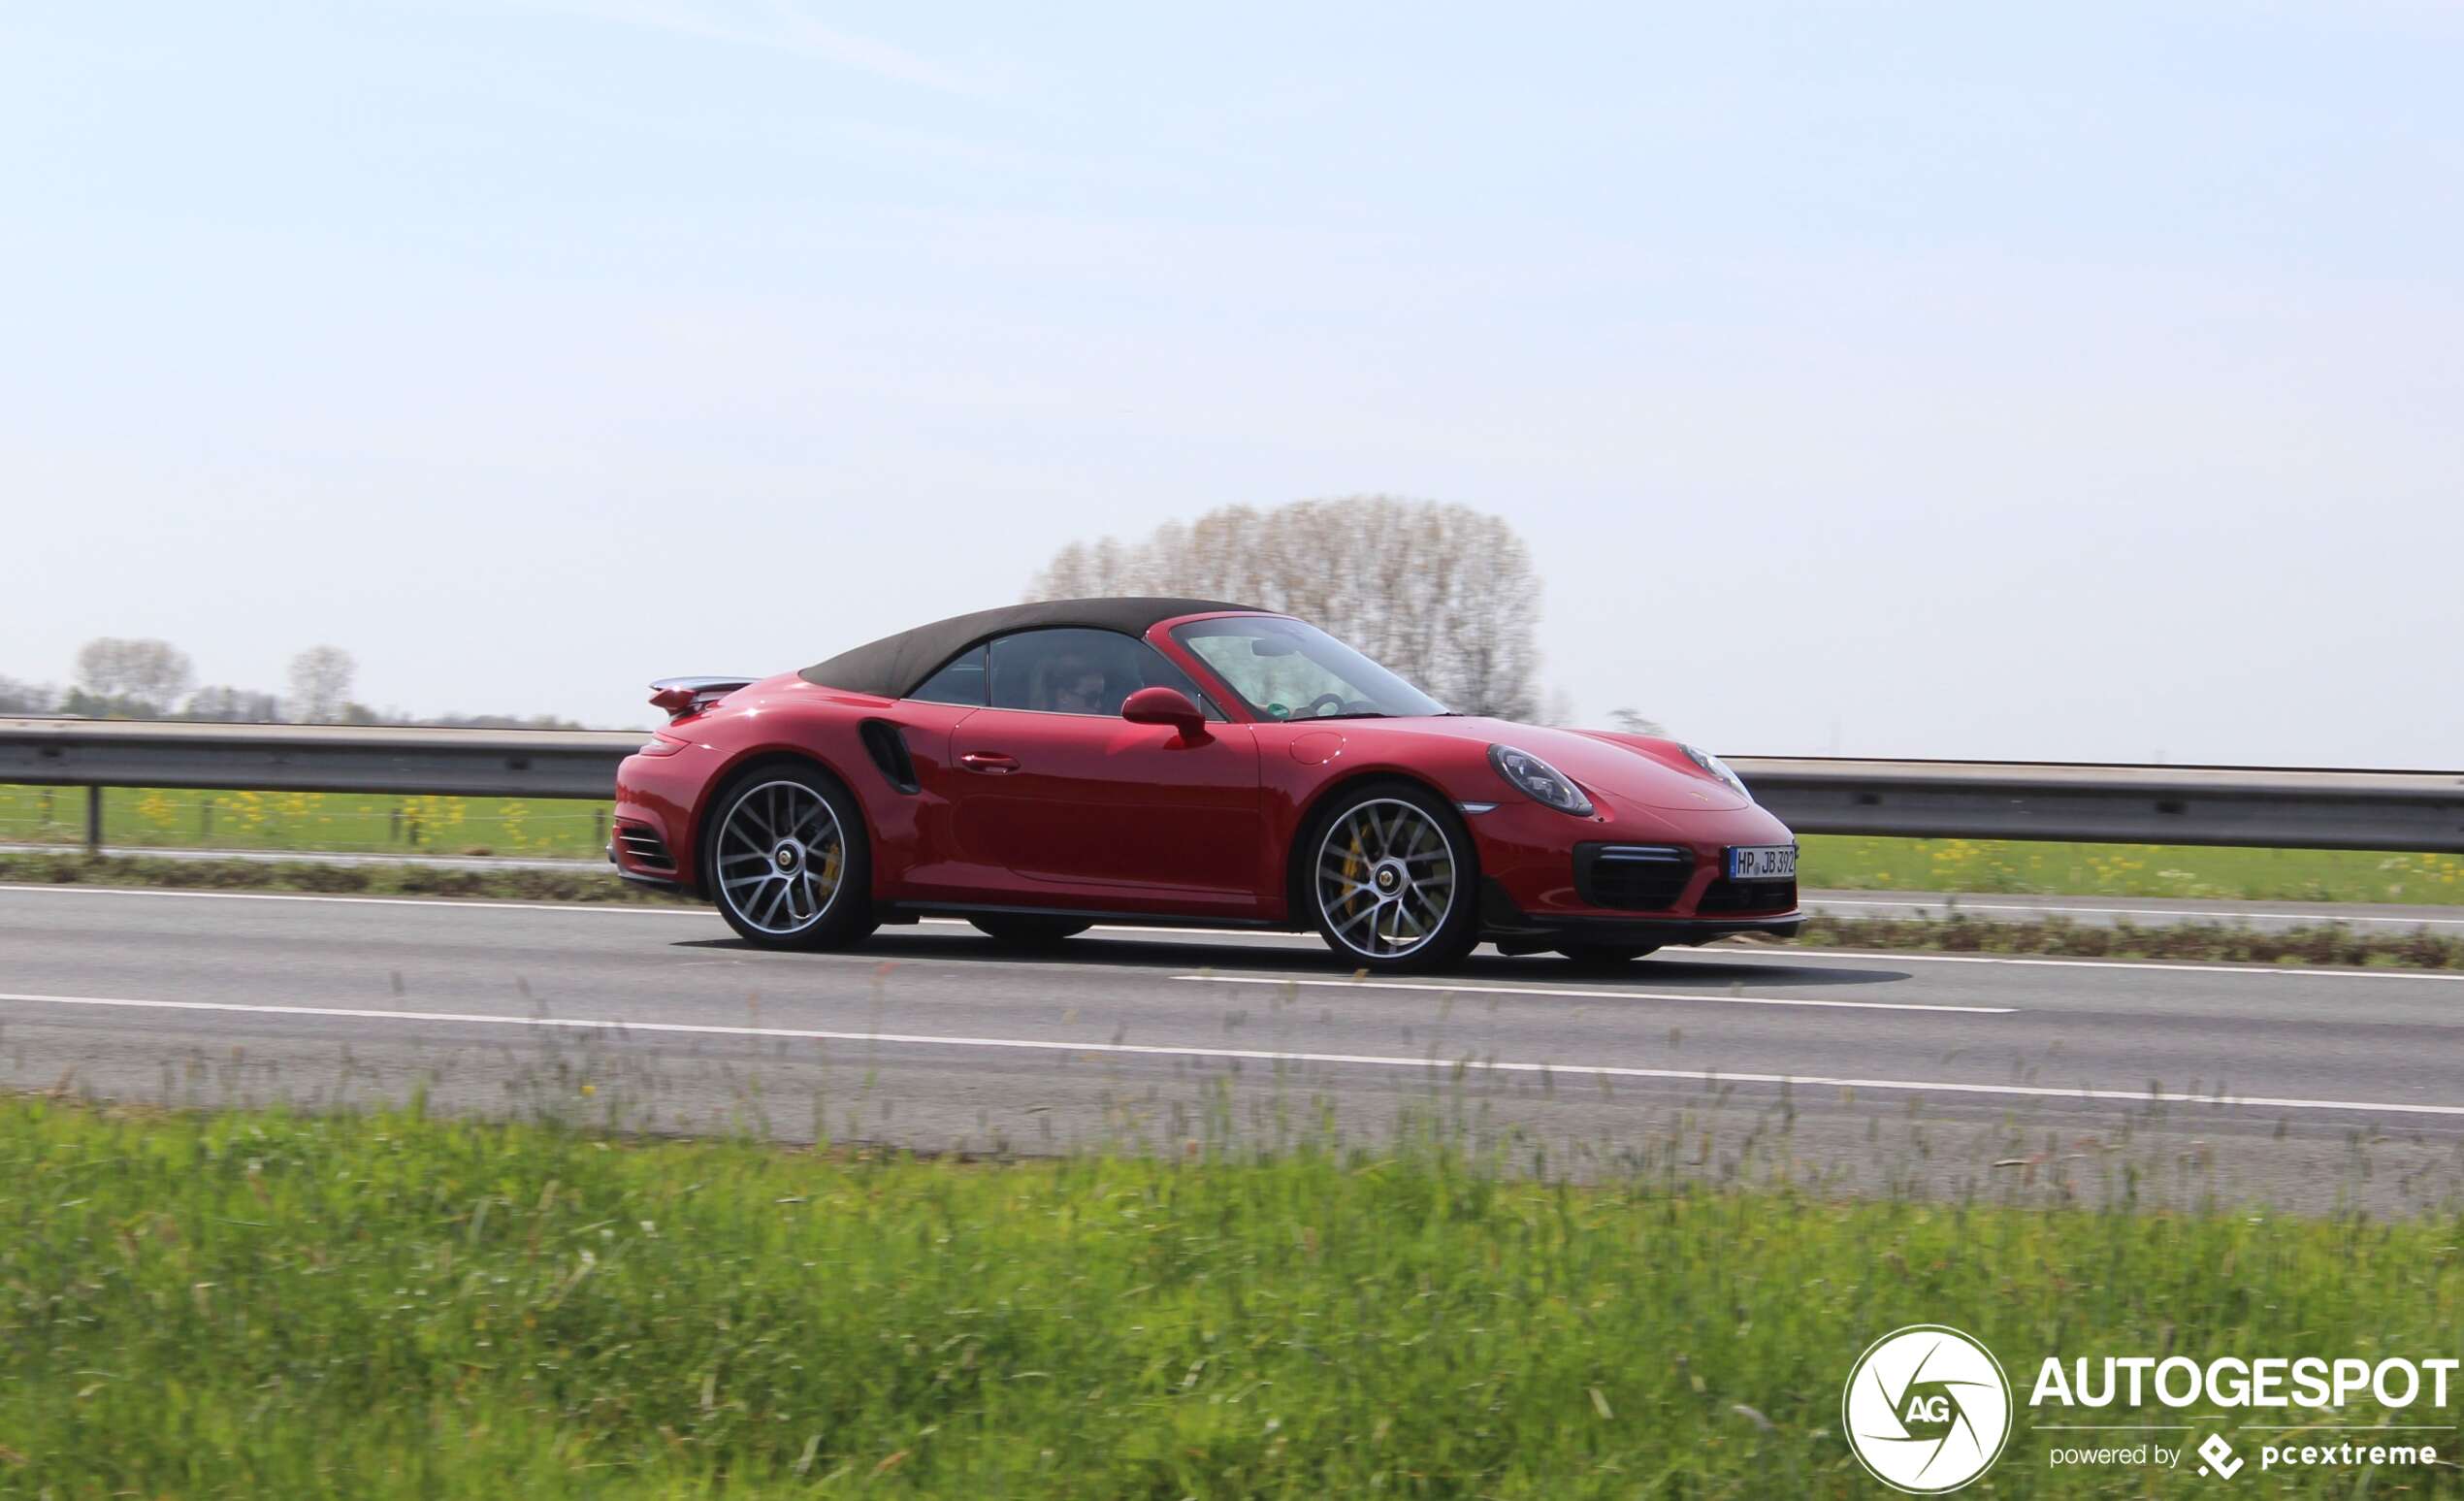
top-left (713, 778), bottom-right (845, 936)
top-left (1314, 797), bottom-right (1459, 960)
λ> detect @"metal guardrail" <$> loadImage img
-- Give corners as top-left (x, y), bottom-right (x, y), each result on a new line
top-left (0, 719), bottom-right (636, 848)
top-left (3, 717), bottom-right (2460, 854)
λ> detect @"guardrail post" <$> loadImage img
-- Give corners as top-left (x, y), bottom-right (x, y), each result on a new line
top-left (85, 787), bottom-right (103, 855)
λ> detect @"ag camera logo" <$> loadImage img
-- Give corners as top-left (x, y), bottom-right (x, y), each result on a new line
top-left (1844, 1325), bottom-right (2013, 1493)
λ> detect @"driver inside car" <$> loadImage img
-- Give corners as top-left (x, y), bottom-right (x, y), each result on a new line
top-left (1046, 654), bottom-right (1115, 715)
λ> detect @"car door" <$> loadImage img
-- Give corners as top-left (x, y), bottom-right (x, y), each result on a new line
top-left (946, 628), bottom-right (1264, 905)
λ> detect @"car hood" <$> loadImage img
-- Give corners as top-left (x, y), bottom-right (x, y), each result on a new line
top-left (1354, 717), bottom-right (1753, 813)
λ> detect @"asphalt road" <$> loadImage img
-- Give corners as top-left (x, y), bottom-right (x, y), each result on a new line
top-left (5, 883), bottom-right (2462, 1215)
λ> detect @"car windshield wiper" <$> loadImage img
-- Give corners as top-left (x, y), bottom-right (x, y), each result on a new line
top-left (1304, 711), bottom-right (1394, 721)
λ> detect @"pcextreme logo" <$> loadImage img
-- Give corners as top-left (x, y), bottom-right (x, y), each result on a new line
top-left (1842, 1325), bottom-right (2015, 1494)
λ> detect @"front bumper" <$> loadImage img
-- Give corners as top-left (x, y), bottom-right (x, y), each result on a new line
top-left (1463, 795), bottom-right (1802, 936)
top-left (1477, 878), bottom-right (1802, 951)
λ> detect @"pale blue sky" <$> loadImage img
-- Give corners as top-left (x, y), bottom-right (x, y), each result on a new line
top-left (6, 2), bottom-right (2458, 762)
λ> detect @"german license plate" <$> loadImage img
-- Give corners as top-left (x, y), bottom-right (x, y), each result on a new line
top-left (1728, 844), bottom-right (1797, 880)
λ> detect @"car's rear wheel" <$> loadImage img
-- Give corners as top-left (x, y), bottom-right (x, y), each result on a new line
top-left (1306, 780), bottom-right (1479, 972)
top-left (968, 915), bottom-right (1093, 948)
top-left (705, 764), bottom-right (876, 950)
top-left (1555, 942), bottom-right (1661, 966)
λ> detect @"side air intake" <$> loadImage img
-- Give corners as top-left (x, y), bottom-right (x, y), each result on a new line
top-left (859, 720), bottom-right (920, 794)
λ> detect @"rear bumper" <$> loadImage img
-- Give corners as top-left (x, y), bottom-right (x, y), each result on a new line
top-left (613, 749), bottom-right (703, 894)
top-left (1477, 878), bottom-right (1802, 951)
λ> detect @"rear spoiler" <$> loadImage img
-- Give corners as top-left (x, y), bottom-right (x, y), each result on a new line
top-left (648, 676), bottom-right (757, 723)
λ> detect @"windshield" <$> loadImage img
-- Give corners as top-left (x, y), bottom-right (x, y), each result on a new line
top-left (1171, 617), bottom-right (1447, 720)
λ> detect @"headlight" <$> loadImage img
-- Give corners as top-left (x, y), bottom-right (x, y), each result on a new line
top-left (1682, 743), bottom-right (1751, 800)
top-left (1488, 744), bottom-right (1593, 816)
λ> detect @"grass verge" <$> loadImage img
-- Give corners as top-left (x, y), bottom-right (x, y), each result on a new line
top-left (1801, 833), bottom-right (2464, 905)
top-left (3, 1099), bottom-right (2459, 1497)
top-left (8, 853), bottom-right (2460, 969)
top-left (0, 782), bottom-right (610, 859)
top-left (1794, 913), bottom-right (2464, 970)
top-left (0, 850), bottom-right (691, 904)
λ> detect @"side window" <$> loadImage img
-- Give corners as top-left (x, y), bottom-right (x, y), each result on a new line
top-left (987, 628), bottom-right (1219, 718)
top-left (907, 644), bottom-right (987, 706)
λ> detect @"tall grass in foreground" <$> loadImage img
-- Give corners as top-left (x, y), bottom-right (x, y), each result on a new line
top-left (2, 1102), bottom-right (2460, 1497)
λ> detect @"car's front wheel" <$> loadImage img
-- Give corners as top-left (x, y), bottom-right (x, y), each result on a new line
top-left (705, 764), bottom-right (876, 950)
top-left (1306, 780), bottom-right (1480, 972)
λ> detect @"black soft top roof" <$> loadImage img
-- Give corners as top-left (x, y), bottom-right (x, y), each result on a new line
top-left (798, 597), bottom-right (1268, 699)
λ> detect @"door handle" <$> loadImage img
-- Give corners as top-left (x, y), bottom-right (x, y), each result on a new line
top-left (959, 751), bottom-right (1020, 773)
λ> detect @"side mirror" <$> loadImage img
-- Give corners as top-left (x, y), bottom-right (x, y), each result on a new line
top-left (1121, 685), bottom-right (1206, 739)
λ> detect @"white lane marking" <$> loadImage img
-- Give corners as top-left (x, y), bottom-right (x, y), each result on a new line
top-left (3, 884), bottom-right (2455, 984)
top-left (1737, 946), bottom-right (2464, 983)
top-left (1172, 973), bottom-right (2013, 1014)
top-left (1814, 897), bottom-right (2464, 929)
top-left (0, 988), bottom-right (2456, 1119)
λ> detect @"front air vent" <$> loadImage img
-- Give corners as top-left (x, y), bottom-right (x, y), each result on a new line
top-left (615, 825), bottom-right (674, 871)
top-left (859, 719), bottom-right (920, 794)
top-left (1698, 876), bottom-right (1797, 915)
top-left (1574, 843), bottom-right (1693, 911)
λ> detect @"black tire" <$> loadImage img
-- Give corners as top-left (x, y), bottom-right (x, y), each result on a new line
top-left (1301, 778), bottom-right (1481, 973)
top-left (1555, 942), bottom-right (1661, 966)
top-left (969, 915), bottom-right (1093, 948)
top-left (702, 761), bottom-right (877, 951)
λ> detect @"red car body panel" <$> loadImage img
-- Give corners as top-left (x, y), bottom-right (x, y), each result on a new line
top-left (945, 706), bottom-right (1266, 905)
top-left (612, 608), bottom-right (1801, 947)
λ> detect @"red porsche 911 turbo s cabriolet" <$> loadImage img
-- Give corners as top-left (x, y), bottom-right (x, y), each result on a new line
top-left (610, 598), bottom-right (1801, 972)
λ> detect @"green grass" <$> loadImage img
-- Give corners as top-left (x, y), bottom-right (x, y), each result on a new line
top-left (0, 851), bottom-right (685, 904)
top-left (1799, 834), bottom-right (2464, 905)
top-left (1795, 913), bottom-right (2464, 969)
top-left (0, 783), bottom-right (610, 859)
top-left (3, 1100), bottom-right (2460, 1498)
